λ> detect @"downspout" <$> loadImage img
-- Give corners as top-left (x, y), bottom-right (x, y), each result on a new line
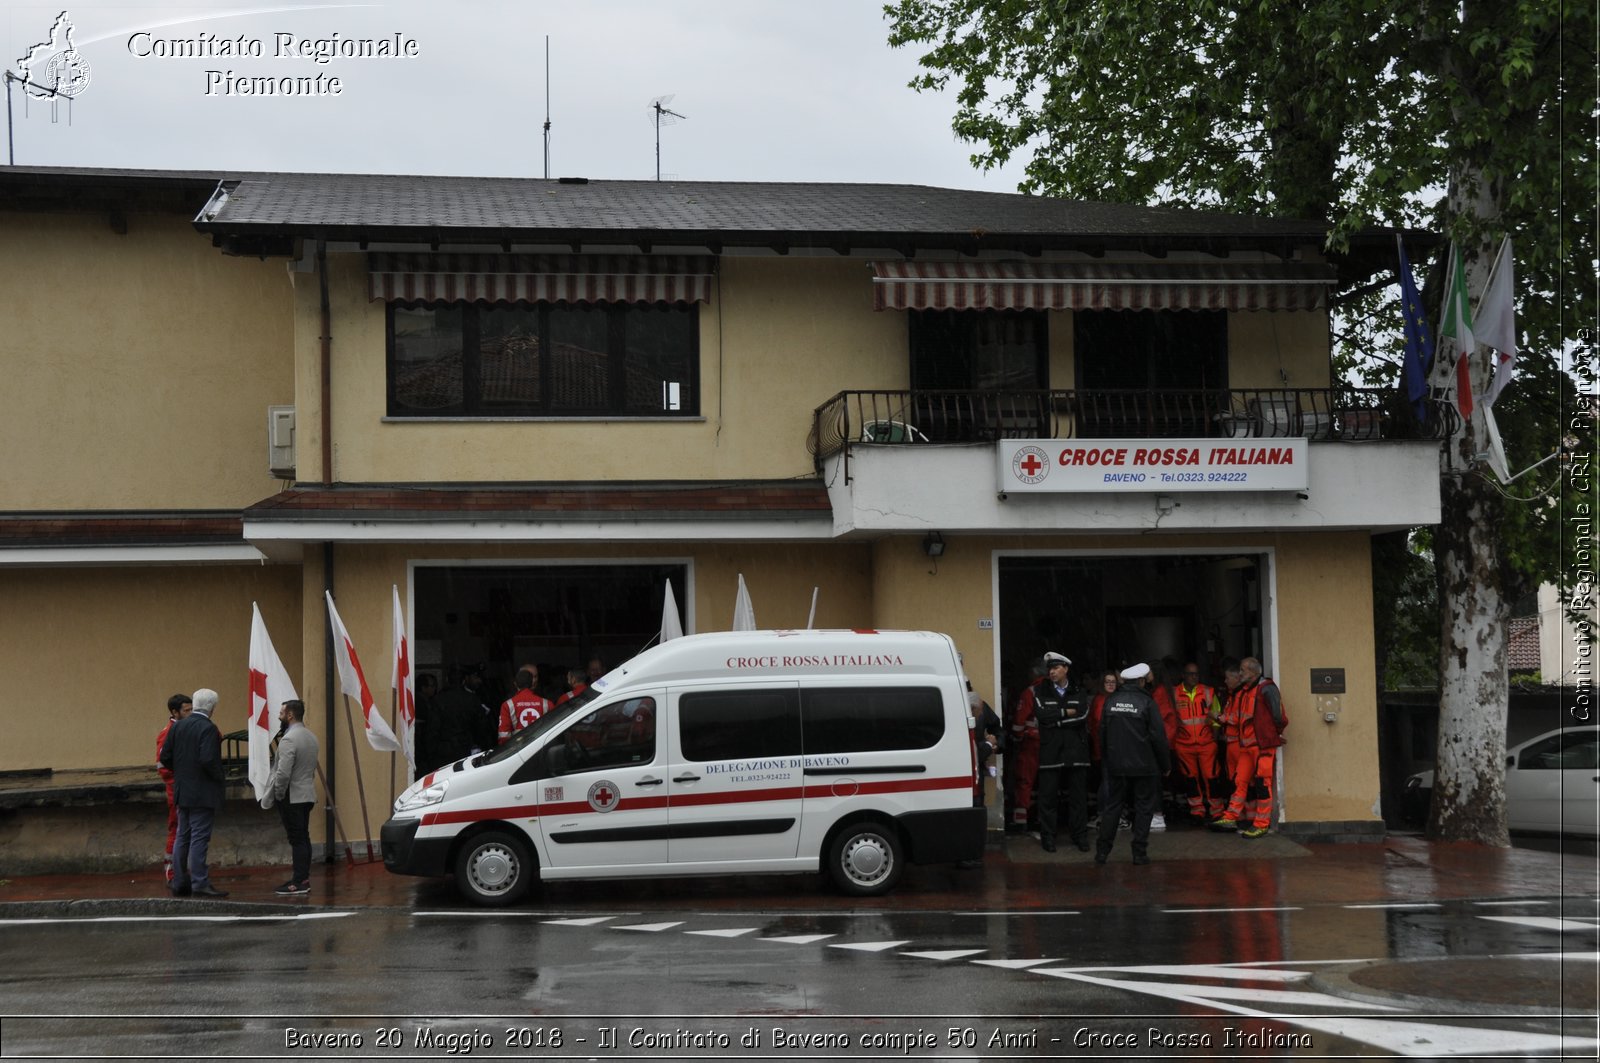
top-left (317, 238), bottom-right (338, 860)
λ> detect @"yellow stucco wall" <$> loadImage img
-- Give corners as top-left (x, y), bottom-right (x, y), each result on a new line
top-left (1, 213), bottom-right (294, 509)
top-left (869, 529), bottom-right (1379, 824)
top-left (0, 565), bottom-right (302, 772)
top-left (300, 255), bottom-right (907, 484)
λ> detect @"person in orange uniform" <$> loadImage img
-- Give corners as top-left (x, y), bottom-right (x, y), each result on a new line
top-left (1171, 662), bottom-right (1224, 823)
top-left (1212, 657), bottom-right (1285, 837)
top-left (497, 668), bottom-right (552, 745)
top-left (155, 693), bottom-right (192, 882)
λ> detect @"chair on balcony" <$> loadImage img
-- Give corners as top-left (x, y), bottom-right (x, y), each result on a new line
top-left (861, 420), bottom-right (928, 444)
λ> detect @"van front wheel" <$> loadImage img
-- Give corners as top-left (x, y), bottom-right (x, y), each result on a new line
top-left (828, 820), bottom-right (903, 896)
top-left (454, 830), bottom-right (534, 907)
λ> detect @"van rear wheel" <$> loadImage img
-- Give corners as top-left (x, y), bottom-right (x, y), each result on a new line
top-left (828, 820), bottom-right (904, 896)
top-left (454, 830), bottom-right (533, 907)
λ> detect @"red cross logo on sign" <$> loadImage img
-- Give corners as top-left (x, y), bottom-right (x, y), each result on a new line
top-left (1011, 445), bottom-right (1051, 485)
top-left (587, 780), bottom-right (621, 813)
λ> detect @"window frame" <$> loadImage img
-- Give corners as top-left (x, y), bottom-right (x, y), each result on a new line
top-left (385, 300), bottom-right (701, 419)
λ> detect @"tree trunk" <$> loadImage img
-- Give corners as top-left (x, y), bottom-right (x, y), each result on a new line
top-left (1426, 175), bottom-right (1510, 841)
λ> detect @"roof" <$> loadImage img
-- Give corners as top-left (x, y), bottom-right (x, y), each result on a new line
top-left (0, 165), bottom-right (1422, 282)
top-left (243, 481), bottom-right (833, 523)
top-left (0, 512), bottom-right (243, 548)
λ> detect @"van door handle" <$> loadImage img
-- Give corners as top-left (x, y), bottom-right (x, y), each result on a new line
top-left (635, 777), bottom-right (663, 787)
top-left (674, 773), bottom-right (701, 783)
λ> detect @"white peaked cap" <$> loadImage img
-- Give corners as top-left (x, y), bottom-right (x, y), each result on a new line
top-left (1119, 662), bottom-right (1151, 680)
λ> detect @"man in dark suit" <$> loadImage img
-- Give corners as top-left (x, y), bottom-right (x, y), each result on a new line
top-left (159, 687), bottom-right (228, 897)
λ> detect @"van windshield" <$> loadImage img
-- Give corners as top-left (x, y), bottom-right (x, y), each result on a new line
top-left (476, 687), bottom-right (599, 766)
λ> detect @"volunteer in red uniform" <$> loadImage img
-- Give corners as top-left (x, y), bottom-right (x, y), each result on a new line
top-left (497, 668), bottom-right (552, 745)
top-left (155, 693), bottom-right (192, 882)
top-left (1006, 670), bottom-right (1042, 834)
top-left (1171, 661), bottom-right (1224, 822)
top-left (1212, 657), bottom-right (1285, 837)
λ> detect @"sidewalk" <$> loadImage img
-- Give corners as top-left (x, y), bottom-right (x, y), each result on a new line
top-left (1, 830), bottom-right (1593, 915)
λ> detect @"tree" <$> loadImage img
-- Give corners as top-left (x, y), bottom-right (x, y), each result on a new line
top-left (887, 0), bottom-right (1597, 842)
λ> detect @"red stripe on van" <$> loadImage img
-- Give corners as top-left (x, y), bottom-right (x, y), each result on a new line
top-left (420, 776), bottom-right (968, 826)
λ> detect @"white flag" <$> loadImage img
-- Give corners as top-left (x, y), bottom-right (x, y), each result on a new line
top-left (391, 586), bottom-right (416, 772)
top-left (247, 603), bottom-right (300, 803)
top-left (1475, 237), bottom-right (1517, 410)
top-left (660, 579), bottom-right (684, 642)
top-left (325, 590), bottom-right (401, 752)
top-left (732, 573), bottom-right (758, 631)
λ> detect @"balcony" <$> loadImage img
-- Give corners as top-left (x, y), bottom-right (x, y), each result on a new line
top-left (808, 388), bottom-right (1451, 537)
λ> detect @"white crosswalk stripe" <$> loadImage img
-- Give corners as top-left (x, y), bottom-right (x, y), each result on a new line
top-left (684, 927), bottom-right (759, 938)
top-left (1478, 915), bottom-right (1600, 933)
top-left (759, 933), bottom-right (835, 944)
top-left (900, 948), bottom-right (985, 961)
top-left (540, 916), bottom-right (616, 926)
top-left (613, 921), bottom-right (685, 932)
top-left (828, 939), bottom-right (911, 952)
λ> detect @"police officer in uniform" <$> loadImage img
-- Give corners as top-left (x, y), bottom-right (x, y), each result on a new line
top-left (1026, 651), bottom-right (1090, 853)
top-left (1094, 662), bottom-right (1172, 866)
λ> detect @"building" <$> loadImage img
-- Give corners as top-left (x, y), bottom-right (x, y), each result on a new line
top-left (0, 167), bottom-right (1448, 867)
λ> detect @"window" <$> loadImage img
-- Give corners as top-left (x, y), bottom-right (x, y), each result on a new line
top-left (910, 310), bottom-right (1047, 391)
top-left (801, 687), bottom-right (945, 754)
top-left (1075, 310), bottom-right (1228, 392)
top-left (679, 690), bottom-right (802, 763)
top-left (388, 303), bottom-right (698, 417)
top-left (555, 697), bottom-right (657, 773)
top-left (1518, 731), bottom-right (1599, 771)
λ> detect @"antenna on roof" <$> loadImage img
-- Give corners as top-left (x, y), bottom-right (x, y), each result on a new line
top-left (542, 36), bottom-right (552, 180)
top-left (650, 94), bottom-right (686, 182)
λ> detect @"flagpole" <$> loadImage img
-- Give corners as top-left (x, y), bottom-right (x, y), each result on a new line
top-left (340, 693), bottom-right (378, 862)
top-left (387, 688), bottom-right (398, 810)
top-left (314, 762), bottom-right (357, 867)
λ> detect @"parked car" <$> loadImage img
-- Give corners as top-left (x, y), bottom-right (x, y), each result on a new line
top-left (1404, 725), bottom-right (1598, 836)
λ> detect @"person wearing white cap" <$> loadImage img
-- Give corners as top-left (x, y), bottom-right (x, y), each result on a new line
top-left (1020, 651), bottom-right (1090, 853)
top-left (1093, 663), bottom-right (1172, 866)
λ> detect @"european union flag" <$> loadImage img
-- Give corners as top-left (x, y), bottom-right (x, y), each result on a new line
top-left (1397, 238), bottom-right (1433, 422)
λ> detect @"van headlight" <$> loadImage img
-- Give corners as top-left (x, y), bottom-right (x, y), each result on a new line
top-left (394, 778), bottom-right (449, 815)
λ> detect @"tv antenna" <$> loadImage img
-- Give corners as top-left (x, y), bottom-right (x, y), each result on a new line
top-left (542, 36), bottom-right (551, 179)
top-left (650, 95), bottom-right (685, 181)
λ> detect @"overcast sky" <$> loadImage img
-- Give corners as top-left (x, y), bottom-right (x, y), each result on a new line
top-left (3, 0), bottom-right (1031, 190)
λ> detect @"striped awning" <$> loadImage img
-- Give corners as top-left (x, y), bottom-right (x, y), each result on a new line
top-left (869, 260), bottom-right (1335, 312)
top-left (368, 253), bottom-right (716, 305)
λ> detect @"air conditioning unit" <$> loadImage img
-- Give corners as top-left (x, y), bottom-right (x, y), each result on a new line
top-left (268, 405), bottom-right (296, 479)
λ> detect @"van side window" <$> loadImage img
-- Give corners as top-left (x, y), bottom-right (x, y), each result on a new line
top-left (801, 687), bottom-right (945, 754)
top-left (679, 690), bottom-right (802, 762)
top-left (557, 697), bottom-right (657, 773)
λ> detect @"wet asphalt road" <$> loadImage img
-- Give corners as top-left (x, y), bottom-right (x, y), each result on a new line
top-left (1, 891), bottom-right (1596, 1059)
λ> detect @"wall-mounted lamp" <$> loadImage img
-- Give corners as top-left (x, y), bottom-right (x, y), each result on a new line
top-left (922, 531), bottom-right (946, 558)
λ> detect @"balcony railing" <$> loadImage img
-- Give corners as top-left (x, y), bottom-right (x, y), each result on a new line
top-left (809, 388), bottom-right (1457, 474)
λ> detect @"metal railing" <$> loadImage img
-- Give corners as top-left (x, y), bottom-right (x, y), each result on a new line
top-left (809, 388), bottom-right (1457, 478)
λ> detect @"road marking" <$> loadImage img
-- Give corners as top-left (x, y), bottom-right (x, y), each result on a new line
top-left (1039, 973), bottom-right (1401, 1011)
top-left (950, 910), bottom-right (1080, 916)
top-left (613, 921), bottom-right (684, 932)
top-left (415, 911), bottom-right (545, 918)
top-left (829, 940), bottom-right (911, 952)
top-left (900, 948), bottom-right (985, 961)
top-left (760, 933), bottom-right (835, 944)
top-left (1472, 899), bottom-right (1552, 907)
top-left (0, 913), bottom-right (352, 925)
top-left (684, 927), bottom-right (759, 938)
top-left (1343, 902), bottom-right (1441, 910)
top-left (541, 916), bottom-right (616, 926)
top-left (1035, 963), bottom-right (1312, 982)
top-left (1161, 906), bottom-right (1302, 914)
top-left (970, 958), bottom-right (1060, 970)
top-left (1479, 915), bottom-right (1600, 933)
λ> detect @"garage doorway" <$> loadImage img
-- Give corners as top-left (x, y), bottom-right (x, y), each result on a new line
top-left (995, 552), bottom-right (1268, 710)
top-left (412, 561), bottom-right (688, 708)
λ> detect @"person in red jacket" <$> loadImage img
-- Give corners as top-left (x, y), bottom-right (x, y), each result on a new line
top-left (1171, 662), bottom-right (1224, 823)
top-left (1213, 657), bottom-right (1285, 837)
top-left (155, 693), bottom-right (191, 882)
top-left (497, 668), bottom-right (552, 744)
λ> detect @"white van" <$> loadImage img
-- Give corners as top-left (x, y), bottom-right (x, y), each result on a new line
top-left (381, 629), bottom-right (986, 905)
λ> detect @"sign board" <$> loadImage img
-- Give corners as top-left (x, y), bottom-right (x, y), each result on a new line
top-left (999, 438), bottom-right (1308, 493)
top-left (1310, 667), bottom-right (1346, 694)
